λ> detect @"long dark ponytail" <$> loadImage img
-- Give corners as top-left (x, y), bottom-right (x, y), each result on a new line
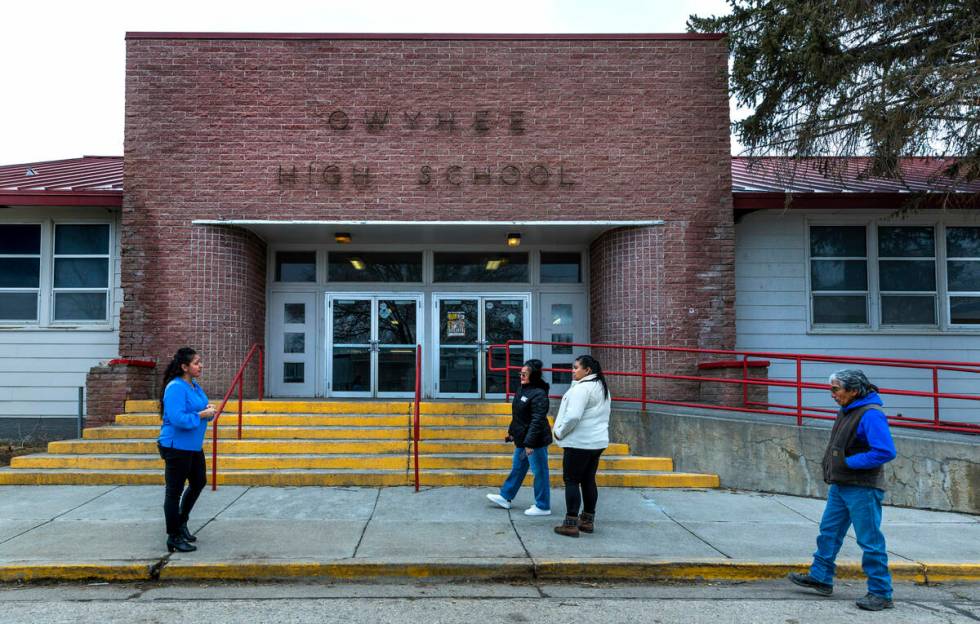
top-left (160, 347), bottom-right (197, 418)
top-left (575, 354), bottom-right (609, 399)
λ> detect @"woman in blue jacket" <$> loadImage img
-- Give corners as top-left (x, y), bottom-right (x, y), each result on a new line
top-left (158, 347), bottom-right (215, 553)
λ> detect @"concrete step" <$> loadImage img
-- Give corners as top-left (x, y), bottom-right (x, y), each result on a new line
top-left (125, 400), bottom-right (510, 415)
top-left (46, 439), bottom-right (633, 455)
top-left (0, 467), bottom-right (717, 488)
top-left (83, 425), bottom-right (507, 441)
top-left (115, 413), bottom-right (512, 427)
top-left (12, 453), bottom-right (672, 472)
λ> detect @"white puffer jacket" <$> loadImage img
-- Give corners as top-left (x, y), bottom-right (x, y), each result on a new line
top-left (552, 374), bottom-right (610, 449)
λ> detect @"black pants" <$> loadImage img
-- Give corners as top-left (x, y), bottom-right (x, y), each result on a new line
top-left (562, 447), bottom-right (604, 516)
top-left (158, 444), bottom-right (207, 536)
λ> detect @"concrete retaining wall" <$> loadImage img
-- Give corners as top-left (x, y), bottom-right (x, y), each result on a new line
top-left (610, 406), bottom-right (980, 515)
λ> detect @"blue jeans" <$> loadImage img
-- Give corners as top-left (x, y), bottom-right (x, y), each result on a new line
top-left (810, 484), bottom-right (892, 598)
top-left (499, 446), bottom-right (550, 510)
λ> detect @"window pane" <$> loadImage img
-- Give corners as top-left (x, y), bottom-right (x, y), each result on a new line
top-left (881, 295), bottom-right (936, 325)
top-left (275, 251), bottom-right (316, 282)
top-left (810, 260), bottom-right (867, 291)
top-left (377, 299), bottom-right (417, 345)
top-left (328, 252), bottom-right (422, 282)
top-left (551, 362), bottom-right (573, 385)
top-left (552, 333), bottom-right (574, 354)
top-left (879, 260), bottom-right (935, 291)
top-left (54, 258), bottom-right (109, 288)
top-left (947, 227), bottom-right (980, 257)
top-left (0, 224), bottom-right (41, 254)
top-left (810, 226), bottom-right (866, 257)
top-left (878, 227), bottom-right (934, 257)
top-left (813, 295), bottom-right (867, 324)
top-left (284, 303), bottom-right (305, 324)
top-left (951, 297), bottom-right (980, 324)
top-left (332, 299), bottom-right (371, 344)
top-left (541, 252), bottom-right (581, 283)
top-left (55, 224), bottom-right (109, 254)
top-left (0, 292), bottom-right (38, 321)
top-left (54, 292), bottom-right (107, 321)
top-left (0, 258), bottom-right (40, 288)
top-left (434, 252), bottom-right (528, 282)
top-left (284, 332), bottom-right (305, 354)
top-left (947, 261), bottom-right (980, 292)
top-left (283, 362), bottom-right (305, 384)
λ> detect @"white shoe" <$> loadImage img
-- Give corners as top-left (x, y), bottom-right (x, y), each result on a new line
top-left (486, 493), bottom-right (511, 509)
top-left (524, 505), bottom-right (552, 516)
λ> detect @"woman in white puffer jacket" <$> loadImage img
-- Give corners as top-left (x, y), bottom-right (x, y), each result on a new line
top-left (552, 355), bottom-right (611, 537)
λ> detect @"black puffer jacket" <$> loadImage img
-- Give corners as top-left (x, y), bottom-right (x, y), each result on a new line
top-left (507, 384), bottom-right (553, 449)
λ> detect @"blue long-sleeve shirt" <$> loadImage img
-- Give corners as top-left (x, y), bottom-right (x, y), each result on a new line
top-left (158, 378), bottom-right (211, 451)
top-left (842, 392), bottom-right (897, 470)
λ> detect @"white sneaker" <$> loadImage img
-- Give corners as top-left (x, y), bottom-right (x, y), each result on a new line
top-left (486, 493), bottom-right (511, 509)
top-left (524, 505), bottom-right (552, 516)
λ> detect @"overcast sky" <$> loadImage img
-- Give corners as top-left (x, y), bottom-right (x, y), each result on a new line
top-left (0, 0), bottom-right (735, 165)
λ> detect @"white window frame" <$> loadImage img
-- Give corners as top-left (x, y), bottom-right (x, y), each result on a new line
top-left (807, 217), bottom-right (980, 333)
top-left (50, 221), bottom-right (112, 325)
top-left (0, 218), bottom-right (114, 329)
top-left (945, 225), bottom-right (980, 328)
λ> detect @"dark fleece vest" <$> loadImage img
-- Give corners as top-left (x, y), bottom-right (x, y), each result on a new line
top-left (821, 403), bottom-right (886, 490)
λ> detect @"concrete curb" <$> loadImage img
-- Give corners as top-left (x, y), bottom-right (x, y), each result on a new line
top-left (1, 559), bottom-right (978, 584)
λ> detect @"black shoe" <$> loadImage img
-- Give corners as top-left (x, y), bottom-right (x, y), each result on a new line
top-left (178, 522), bottom-right (197, 543)
top-left (856, 593), bottom-right (894, 611)
top-left (166, 534), bottom-right (197, 553)
top-left (788, 572), bottom-right (833, 596)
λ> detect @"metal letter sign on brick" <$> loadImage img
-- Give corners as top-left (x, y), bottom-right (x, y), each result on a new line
top-left (279, 107), bottom-right (577, 189)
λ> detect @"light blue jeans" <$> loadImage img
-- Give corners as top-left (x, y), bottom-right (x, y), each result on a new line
top-left (809, 484), bottom-right (892, 598)
top-left (499, 446), bottom-right (550, 510)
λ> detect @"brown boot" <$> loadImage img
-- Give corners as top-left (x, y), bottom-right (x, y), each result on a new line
top-left (554, 514), bottom-right (580, 538)
top-left (578, 512), bottom-right (595, 534)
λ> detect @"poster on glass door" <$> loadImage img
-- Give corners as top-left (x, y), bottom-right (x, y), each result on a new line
top-left (446, 312), bottom-right (467, 337)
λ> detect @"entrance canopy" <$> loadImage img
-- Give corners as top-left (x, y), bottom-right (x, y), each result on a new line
top-left (191, 220), bottom-right (665, 245)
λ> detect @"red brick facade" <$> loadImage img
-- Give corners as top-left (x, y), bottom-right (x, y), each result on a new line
top-left (85, 362), bottom-right (158, 427)
top-left (121, 34), bottom-right (733, 397)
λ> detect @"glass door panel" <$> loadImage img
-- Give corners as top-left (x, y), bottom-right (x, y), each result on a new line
top-left (438, 298), bottom-right (480, 396)
top-left (484, 298), bottom-right (525, 396)
top-left (377, 298), bottom-right (419, 395)
top-left (331, 298), bottom-right (372, 395)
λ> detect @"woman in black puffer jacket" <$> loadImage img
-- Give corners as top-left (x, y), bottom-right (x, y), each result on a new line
top-left (485, 359), bottom-right (553, 516)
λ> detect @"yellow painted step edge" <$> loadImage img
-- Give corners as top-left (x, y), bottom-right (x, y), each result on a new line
top-left (125, 400), bottom-right (511, 414)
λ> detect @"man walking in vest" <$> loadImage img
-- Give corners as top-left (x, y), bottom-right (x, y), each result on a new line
top-left (789, 369), bottom-right (897, 611)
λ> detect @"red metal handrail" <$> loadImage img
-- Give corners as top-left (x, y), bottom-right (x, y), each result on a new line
top-left (488, 340), bottom-right (980, 435)
top-left (412, 344), bottom-right (422, 492)
top-left (210, 343), bottom-right (264, 491)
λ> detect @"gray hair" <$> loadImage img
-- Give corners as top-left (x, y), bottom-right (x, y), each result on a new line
top-left (828, 369), bottom-right (879, 397)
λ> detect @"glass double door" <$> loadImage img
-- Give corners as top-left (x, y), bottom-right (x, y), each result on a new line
top-left (434, 294), bottom-right (529, 398)
top-left (327, 294), bottom-right (421, 397)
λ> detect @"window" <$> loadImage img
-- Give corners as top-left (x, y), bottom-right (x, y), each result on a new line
top-left (275, 251), bottom-right (316, 282)
top-left (808, 222), bottom-right (980, 330)
top-left (0, 221), bottom-right (113, 326)
top-left (809, 225), bottom-right (868, 324)
top-left (878, 227), bottom-right (936, 325)
top-left (433, 252), bottom-right (529, 282)
top-left (53, 224), bottom-right (110, 321)
top-left (328, 252), bottom-right (422, 282)
top-left (947, 227), bottom-right (980, 325)
top-left (541, 252), bottom-right (582, 283)
top-left (0, 224), bottom-right (41, 321)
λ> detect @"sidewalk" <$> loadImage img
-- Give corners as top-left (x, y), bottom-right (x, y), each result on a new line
top-left (0, 485), bottom-right (977, 583)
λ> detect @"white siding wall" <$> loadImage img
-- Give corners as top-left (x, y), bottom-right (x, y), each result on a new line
top-left (0, 207), bottom-right (121, 420)
top-left (735, 209), bottom-right (980, 426)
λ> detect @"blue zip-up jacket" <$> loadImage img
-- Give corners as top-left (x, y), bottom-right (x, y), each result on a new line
top-left (158, 378), bottom-right (211, 451)
top-left (842, 392), bottom-right (897, 470)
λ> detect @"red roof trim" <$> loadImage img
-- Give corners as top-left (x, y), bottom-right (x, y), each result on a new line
top-left (125, 32), bottom-right (724, 41)
top-left (0, 191), bottom-right (122, 207)
top-left (733, 192), bottom-right (980, 211)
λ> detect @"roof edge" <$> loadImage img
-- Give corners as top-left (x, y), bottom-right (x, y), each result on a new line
top-left (0, 191), bottom-right (123, 208)
top-left (125, 32), bottom-right (724, 42)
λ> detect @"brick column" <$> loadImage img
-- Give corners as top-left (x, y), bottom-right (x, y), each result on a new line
top-left (84, 360), bottom-right (158, 428)
top-left (590, 223), bottom-right (735, 405)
